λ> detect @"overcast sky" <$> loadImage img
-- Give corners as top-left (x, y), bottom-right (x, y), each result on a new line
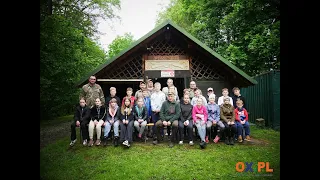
top-left (97, 0), bottom-right (171, 51)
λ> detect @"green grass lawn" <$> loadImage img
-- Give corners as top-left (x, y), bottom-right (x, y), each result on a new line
top-left (40, 125), bottom-right (280, 180)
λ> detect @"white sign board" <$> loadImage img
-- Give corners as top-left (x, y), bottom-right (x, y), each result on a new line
top-left (161, 70), bottom-right (175, 77)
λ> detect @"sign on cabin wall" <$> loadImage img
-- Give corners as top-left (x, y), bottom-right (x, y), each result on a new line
top-left (145, 60), bottom-right (189, 71)
top-left (161, 70), bottom-right (175, 77)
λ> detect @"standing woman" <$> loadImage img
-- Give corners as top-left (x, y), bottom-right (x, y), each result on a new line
top-left (120, 97), bottom-right (134, 147)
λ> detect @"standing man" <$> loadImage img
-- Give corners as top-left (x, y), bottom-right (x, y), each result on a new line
top-left (147, 79), bottom-right (155, 96)
top-left (188, 81), bottom-right (197, 99)
top-left (162, 78), bottom-right (179, 99)
top-left (79, 75), bottom-right (105, 108)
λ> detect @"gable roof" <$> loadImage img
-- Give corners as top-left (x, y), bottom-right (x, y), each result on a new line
top-left (76, 20), bottom-right (257, 87)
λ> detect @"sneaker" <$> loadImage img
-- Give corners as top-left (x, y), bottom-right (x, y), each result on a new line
top-left (238, 135), bottom-right (243, 143)
top-left (126, 142), bottom-right (131, 147)
top-left (69, 139), bottom-right (77, 146)
top-left (103, 137), bottom-right (107, 146)
top-left (205, 136), bottom-right (209, 143)
top-left (230, 138), bottom-right (234, 145)
top-left (169, 142), bottom-right (174, 148)
top-left (179, 141), bottom-right (183, 145)
top-left (244, 135), bottom-right (251, 141)
top-left (225, 138), bottom-right (230, 145)
top-left (200, 141), bottom-right (206, 149)
top-left (189, 141), bottom-right (194, 146)
top-left (114, 136), bottom-right (119, 147)
top-left (88, 139), bottom-right (94, 147)
top-left (122, 140), bottom-right (128, 146)
top-left (152, 139), bottom-right (158, 145)
top-left (213, 136), bottom-right (220, 143)
top-left (95, 139), bottom-right (101, 146)
top-left (82, 139), bottom-right (87, 146)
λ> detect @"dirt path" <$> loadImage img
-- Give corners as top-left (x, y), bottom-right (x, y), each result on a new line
top-left (40, 120), bottom-right (72, 150)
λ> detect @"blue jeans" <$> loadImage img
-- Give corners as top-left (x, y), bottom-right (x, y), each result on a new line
top-left (104, 120), bottom-right (120, 137)
top-left (195, 120), bottom-right (206, 142)
top-left (236, 121), bottom-right (250, 136)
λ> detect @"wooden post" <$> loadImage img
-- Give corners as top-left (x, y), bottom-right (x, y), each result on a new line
top-left (256, 118), bottom-right (265, 128)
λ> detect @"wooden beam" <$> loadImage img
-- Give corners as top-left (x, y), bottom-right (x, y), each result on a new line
top-left (97, 79), bottom-right (143, 82)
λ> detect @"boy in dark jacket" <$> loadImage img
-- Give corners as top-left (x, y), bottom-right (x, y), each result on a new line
top-left (70, 99), bottom-right (91, 146)
top-left (105, 87), bottom-right (121, 107)
top-left (153, 92), bottom-right (181, 148)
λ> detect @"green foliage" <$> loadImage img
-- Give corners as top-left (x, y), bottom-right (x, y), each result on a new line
top-left (106, 32), bottom-right (135, 59)
top-left (40, 15), bottom-right (107, 120)
top-left (40, 125), bottom-right (280, 179)
top-left (40, 0), bottom-right (120, 120)
top-left (156, 0), bottom-right (280, 76)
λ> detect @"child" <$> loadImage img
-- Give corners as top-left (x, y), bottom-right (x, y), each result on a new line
top-left (234, 99), bottom-right (250, 142)
top-left (120, 97), bottom-right (134, 147)
top-left (70, 98), bottom-right (91, 146)
top-left (104, 98), bottom-right (121, 146)
top-left (133, 97), bottom-right (148, 139)
top-left (192, 98), bottom-right (208, 149)
top-left (218, 88), bottom-right (233, 106)
top-left (142, 89), bottom-right (152, 120)
top-left (232, 87), bottom-right (246, 109)
top-left (88, 98), bottom-right (107, 147)
top-left (122, 87), bottom-right (136, 107)
top-left (220, 97), bottom-right (236, 145)
top-left (179, 94), bottom-right (194, 145)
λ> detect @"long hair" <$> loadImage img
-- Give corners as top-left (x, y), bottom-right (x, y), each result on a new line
top-left (121, 97), bottom-right (132, 115)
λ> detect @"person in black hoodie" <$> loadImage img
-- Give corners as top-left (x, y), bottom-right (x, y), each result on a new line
top-left (179, 94), bottom-right (194, 146)
top-left (88, 98), bottom-right (107, 147)
top-left (103, 98), bottom-right (121, 146)
top-left (70, 98), bottom-right (91, 146)
top-left (120, 97), bottom-right (134, 147)
top-left (105, 87), bottom-right (121, 107)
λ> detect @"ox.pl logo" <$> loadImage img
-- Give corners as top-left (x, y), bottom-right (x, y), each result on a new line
top-left (236, 162), bottom-right (273, 173)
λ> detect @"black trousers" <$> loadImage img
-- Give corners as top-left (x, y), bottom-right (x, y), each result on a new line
top-left (71, 121), bottom-right (89, 141)
top-left (222, 122), bottom-right (236, 138)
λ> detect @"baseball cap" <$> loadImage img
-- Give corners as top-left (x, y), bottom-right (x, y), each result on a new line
top-left (207, 87), bottom-right (213, 91)
top-left (168, 91), bottom-right (175, 96)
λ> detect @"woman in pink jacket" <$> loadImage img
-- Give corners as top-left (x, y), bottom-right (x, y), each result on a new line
top-left (192, 98), bottom-right (208, 149)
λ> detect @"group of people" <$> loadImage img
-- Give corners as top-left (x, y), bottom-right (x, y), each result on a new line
top-left (70, 75), bottom-right (251, 149)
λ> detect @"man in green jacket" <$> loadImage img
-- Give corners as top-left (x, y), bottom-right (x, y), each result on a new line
top-left (153, 92), bottom-right (181, 148)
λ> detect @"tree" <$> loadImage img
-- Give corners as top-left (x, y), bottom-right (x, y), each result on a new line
top-left (156, 0), bottom-right (280, 76)
top-left (106, 33), bottom-right (135, 59)
top-left (40, 0), bottom-right (121, 120)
